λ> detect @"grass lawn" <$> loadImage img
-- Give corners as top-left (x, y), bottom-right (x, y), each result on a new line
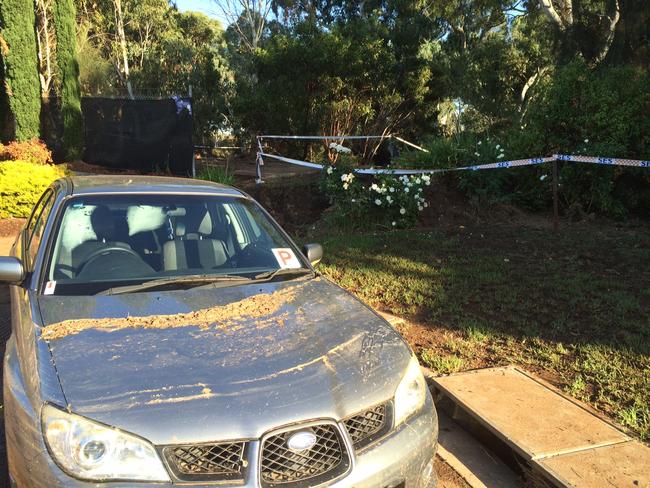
top-left (307, 221), bottom-right (650, 440)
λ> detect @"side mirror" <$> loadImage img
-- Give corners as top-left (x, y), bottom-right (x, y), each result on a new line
top-left (302, 243), bottom-right (323, 266)
top-left (0, 257), bottom-right (25, 284)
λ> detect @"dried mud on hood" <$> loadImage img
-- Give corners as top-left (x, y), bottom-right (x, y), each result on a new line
top-left (40, 285), bottom-right (300, 341)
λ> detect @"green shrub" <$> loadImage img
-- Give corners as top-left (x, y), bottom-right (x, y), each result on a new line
top-left (0, 160), bottom-right (67, 218)
top-left (0, 139), bottom-right (53, 165)
top-left (0, 0), bottom-right (41, 140)
top-left (524, 59), bottom-right (650, 217)
top-left (320, 159), bottom-right (431, 230)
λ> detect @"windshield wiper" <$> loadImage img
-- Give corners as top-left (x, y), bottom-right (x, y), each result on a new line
top-left (97, 274), bottom-right (252, 296)
top-left (253, 268), bottom-right (314, 281)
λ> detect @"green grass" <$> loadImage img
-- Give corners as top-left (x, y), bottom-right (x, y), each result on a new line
top-left (310, 223), bottom-right (650, 440)
top-left (196, 165), bottom-right (235, 186)
top-left (420, 350), bottom-right (464, 374)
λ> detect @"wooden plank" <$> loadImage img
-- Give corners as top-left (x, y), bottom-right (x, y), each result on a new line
top-left (432, 367), bottom-right (628, 460)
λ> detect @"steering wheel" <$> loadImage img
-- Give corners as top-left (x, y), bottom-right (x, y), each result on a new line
top-left (236, 240), bottom-right (276, 268)
top-left (78, 246), bottom-right (142, 274)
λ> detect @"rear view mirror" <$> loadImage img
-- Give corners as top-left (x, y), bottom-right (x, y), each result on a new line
top-left (302, 243), bottom-right (323, 266)
top-left (0, 257), bottom-right (25, 284)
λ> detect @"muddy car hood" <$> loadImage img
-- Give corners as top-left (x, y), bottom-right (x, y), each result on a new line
top-left (38, 277), bottom-right (411, 445)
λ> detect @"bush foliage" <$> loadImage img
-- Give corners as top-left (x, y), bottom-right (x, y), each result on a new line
top-left (0, 139), bottom-right (53, 165)
top-left (395, 61), bottom-right (650, 218)
top-left (320, 153), bottom-right (431, 230)
top-left (0, 160), bottom-right (67, 218)
top-left (0, 0), bottom-right (41, 140)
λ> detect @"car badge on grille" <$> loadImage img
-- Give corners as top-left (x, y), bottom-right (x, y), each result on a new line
top-left (286, 430), bottom-right (317, 452)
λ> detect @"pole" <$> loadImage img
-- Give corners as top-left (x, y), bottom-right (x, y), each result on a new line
top-left (256, 136), bottom-right (265, 184)
top-left (552, 159), bottom-right (559, 232)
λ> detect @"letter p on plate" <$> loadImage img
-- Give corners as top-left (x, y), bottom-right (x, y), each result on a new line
top-left (272, 248), bottom-right (302, 269)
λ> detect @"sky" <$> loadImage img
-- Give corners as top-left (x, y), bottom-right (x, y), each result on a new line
top-left (173, 0), bottom-right (229, 25)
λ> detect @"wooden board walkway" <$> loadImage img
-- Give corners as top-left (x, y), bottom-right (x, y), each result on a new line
top-left (431, 366), bottom-right (649, 488)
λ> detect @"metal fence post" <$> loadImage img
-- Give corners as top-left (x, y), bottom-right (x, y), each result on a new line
top-left (552, 158), bottom-right (559, 232)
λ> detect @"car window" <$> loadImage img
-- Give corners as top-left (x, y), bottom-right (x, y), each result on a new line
top-left (27, 190), bottom-right (55, 267)
top-left (44, 194), bottom-right (308, 295)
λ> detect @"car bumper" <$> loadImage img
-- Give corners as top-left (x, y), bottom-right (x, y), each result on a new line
top-left (5, 337), bottom-right (438, 488)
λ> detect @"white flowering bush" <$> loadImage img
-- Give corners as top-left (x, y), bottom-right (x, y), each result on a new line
top-left (472, 137), bottom-right (506, 163)
top-left (320, 161), bottom-right (432, 228)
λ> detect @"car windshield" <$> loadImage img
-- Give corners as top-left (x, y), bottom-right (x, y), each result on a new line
top-left (44, 194), bottom-right (309, 295)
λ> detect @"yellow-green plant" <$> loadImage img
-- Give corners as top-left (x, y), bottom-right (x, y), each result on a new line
top-left (0, 161), bottom-right (67, 218)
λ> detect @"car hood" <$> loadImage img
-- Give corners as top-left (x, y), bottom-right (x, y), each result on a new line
top-left (38, 277), bottom-right (411, 445)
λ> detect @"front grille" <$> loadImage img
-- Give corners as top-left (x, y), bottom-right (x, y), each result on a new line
top-left (260, 423), bottom-right (350, 487)
top-left (344, 403), bottom-right (392, 450)
top-left (163, 442), bottom-right (245, 482)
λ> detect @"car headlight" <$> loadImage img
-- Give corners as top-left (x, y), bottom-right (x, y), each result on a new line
top-left (42, 404), bottom-right (170, 482)
top-left (394, 356), bottom-right (427, 425)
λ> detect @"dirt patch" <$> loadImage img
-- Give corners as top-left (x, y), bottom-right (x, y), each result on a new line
top-left (435, 456), bottom-right (472, 488)
top-left (146, 386), bottom-right (216, 405)
top-left (0, 219), bottom-right (25, 238)
top-left (41, 285), bottom-right (300, 341)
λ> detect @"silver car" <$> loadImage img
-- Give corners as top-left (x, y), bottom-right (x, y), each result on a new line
top-left (0, 176), bottom-right (438, 488)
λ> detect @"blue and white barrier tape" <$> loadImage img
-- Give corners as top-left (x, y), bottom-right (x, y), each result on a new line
top-left (554, 154), bottom-right (650, 168)
top-left (258, 152), bottom-right (555, 175)
top-left (256, 152), bottom-right (650, 180)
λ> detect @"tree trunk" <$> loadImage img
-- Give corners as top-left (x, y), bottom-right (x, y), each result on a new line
top-left (112, 0), bottom-right (133, 98)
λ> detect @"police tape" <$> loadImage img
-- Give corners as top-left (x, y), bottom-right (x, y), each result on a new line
top-left (554, 154), bottom-right (650, 168)
top-left (256, 152), bottom-right (650, 180)
top-left (258, 152), bottom-right (555, 175)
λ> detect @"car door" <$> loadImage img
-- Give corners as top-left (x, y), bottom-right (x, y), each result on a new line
top-left (10, 188), bottom-right (56, 400)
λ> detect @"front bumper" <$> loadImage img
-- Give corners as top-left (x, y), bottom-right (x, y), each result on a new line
top-left (5, 336), bottom-right (438, 488)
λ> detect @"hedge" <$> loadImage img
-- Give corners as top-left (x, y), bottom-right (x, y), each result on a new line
top-left (0, 161), bottom-right (67, 218)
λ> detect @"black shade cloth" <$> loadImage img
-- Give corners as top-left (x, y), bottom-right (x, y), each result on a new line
top-left (81, 97), bottom-right (193, 175)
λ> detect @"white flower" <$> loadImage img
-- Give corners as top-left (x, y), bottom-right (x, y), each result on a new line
top-left (422, 175), bottom-right (430, 182)
top-left (404, 187), bottom-right (410, 193)
top-left (424, 202), bottom-right (429, 208)
top-left (497, 154), bottom-right (504, 159)
top-left (418, 205), bottom-right (423, 211)
top-left (371, 183), bottom-right (380, 192)
top-left (386, 196), bottom-right (393, 204)
top-left (414, 194), bottom-right (419, 200)
top-left (329, 142), bottom-right (337, 149)
top-left (540, 174), bottom-right (548, 181)
top-left (389, 187), bottom-right (395, 193)
top-left (415, 178), bottom-right (421, 184)
top-left (351, 198), bottom-right (356, 202)
top-left (478, 141), bottom-right (482, 145)
top-left (400, 208), bottom-right (406, 215)
top-left (392, 221), bottom-right (396, 226)
top-left (584, 139), bottom-right (589, 143)
top-left (474, 152), bottom-right (480, 157)
top-left (326, 166), bottom-right (333, 175)
top-left (375, 199), bottom-right (382, 206)
top-left (340, 174), bottom-right (347, 182)
top-left (496, 144), bottom-right (501, 149)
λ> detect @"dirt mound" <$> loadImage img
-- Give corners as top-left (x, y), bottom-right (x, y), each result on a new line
top-left (41, 285), bottom-right (300, 341)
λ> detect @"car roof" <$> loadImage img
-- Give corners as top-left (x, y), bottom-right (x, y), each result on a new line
top-left (66, 175), bottom-right (246, 197)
